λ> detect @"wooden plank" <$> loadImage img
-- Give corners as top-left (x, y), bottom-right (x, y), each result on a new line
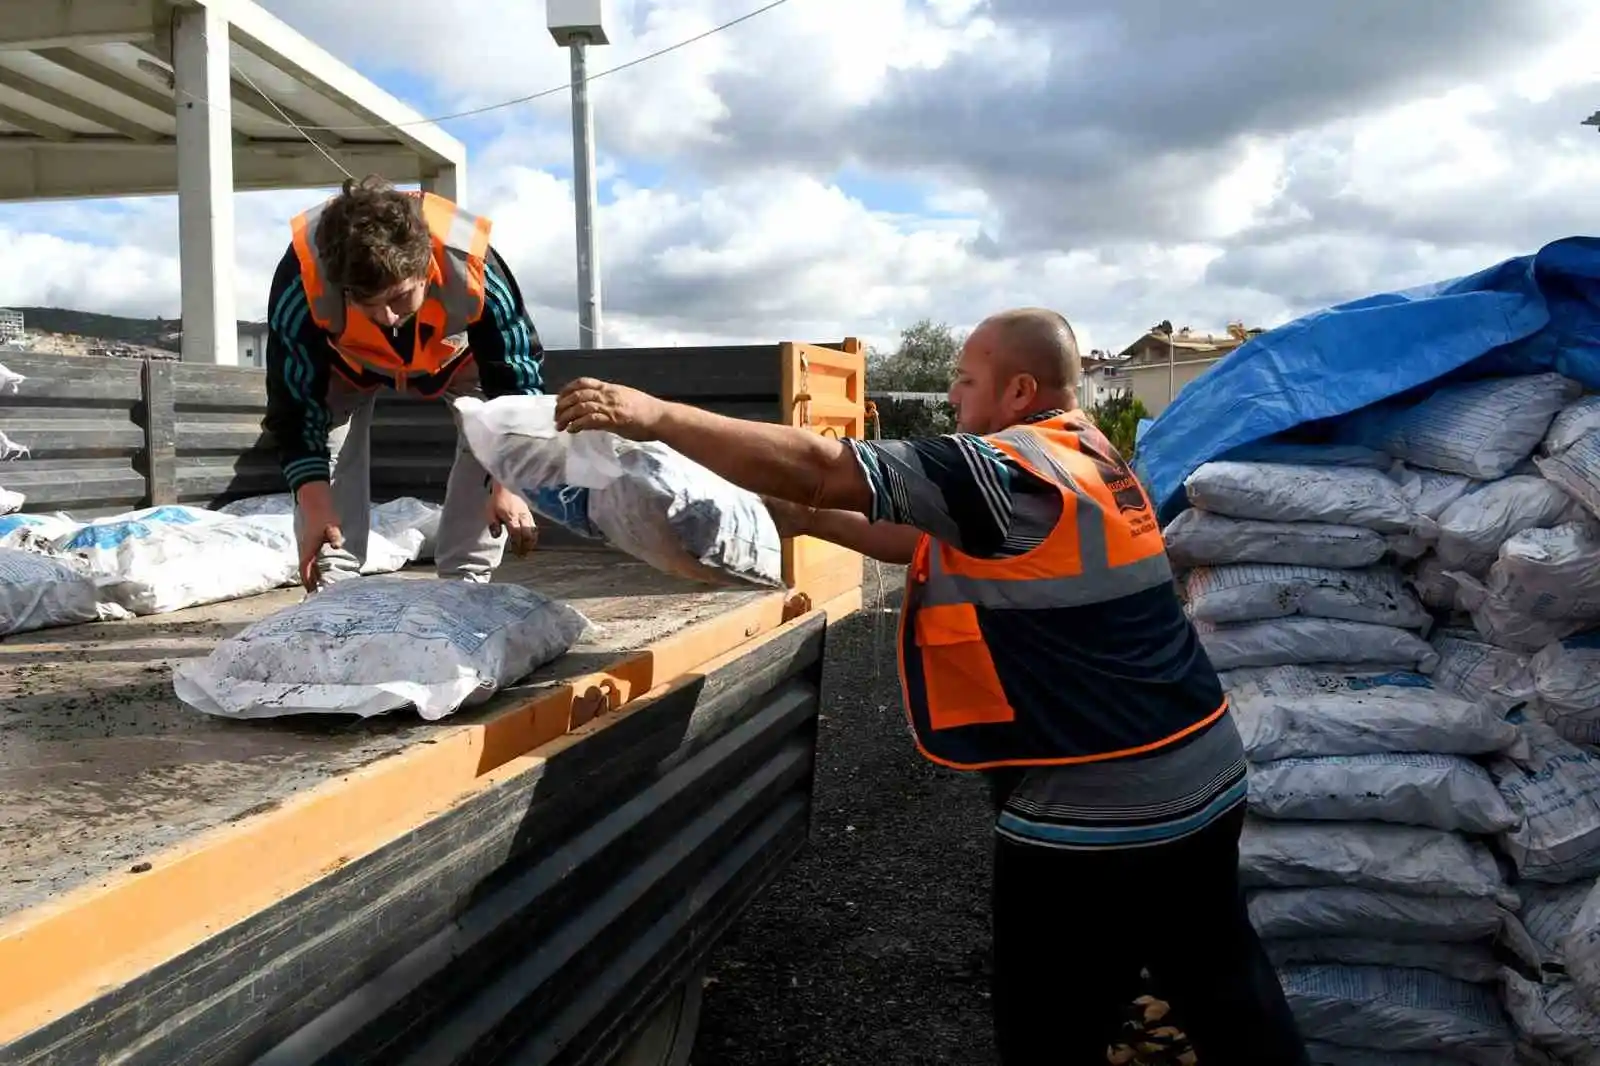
top-left (142, 359), bottom-right (176, 506)
top-left (0, 353), bottom-right (143, 402)
top-left (779, 340), bottom-right (867, 603)
top-left (170, 364), bottom-right (267, 409)
top-left (0, 418), bottom-right (143, 454)
top-left (0, 555), bottom-right (789, 1045)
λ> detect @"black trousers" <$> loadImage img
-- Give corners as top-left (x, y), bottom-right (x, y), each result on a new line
top-left (989, 799), bottom-right (1311, 1066)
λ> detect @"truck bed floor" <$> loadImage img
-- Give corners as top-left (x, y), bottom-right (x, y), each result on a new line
top-left (0, 548), bottom-right (771, 921)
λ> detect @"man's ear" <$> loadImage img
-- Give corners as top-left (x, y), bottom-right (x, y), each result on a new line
top-left (1009, 373), bottom-right (1039, 407)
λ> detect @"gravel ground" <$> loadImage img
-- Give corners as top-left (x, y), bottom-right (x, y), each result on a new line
top-left (694, 571), bottom-right (1194, 1066)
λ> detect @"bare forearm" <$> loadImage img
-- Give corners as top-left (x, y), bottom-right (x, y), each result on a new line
top-left (652, 402), bottom-right (873, 513)
top-left (806, 509), bottom-right (921, 564)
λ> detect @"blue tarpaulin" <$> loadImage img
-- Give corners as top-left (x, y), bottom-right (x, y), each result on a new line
top-left (1133, 236), bottom-right (1600, 523)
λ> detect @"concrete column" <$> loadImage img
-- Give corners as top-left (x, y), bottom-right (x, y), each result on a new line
top-left (422, 163), bottom-right (465, 205)
top-left (172, 4), bottom-right (238, 366)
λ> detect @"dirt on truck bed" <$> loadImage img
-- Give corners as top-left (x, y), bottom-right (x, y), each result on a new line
top-left (0, 548), bottom-right (769, 922)
top-left (695, 568), bottom-right (1196, 1066)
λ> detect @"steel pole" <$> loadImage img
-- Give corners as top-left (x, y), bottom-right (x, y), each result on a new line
top-left (569, 39), bottom-right (602, 349)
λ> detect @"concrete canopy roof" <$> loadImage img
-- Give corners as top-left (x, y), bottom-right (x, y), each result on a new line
top-left (0, 0), bottom-right (467, 201)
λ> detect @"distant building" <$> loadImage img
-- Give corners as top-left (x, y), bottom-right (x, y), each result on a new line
top-left (1116, 322), bottom-right (1263, 415)
top-left (1080, 351), bottom-right (1131, 409)
top-left (0, 309), bottom-right (23, 347)
top-left (237, 321), bottom-right (271, 370)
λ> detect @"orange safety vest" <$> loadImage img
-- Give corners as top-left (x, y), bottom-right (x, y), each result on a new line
top-left (289, 191), bottom-right (493, 393)
top-left (897, 411), bottom-right (1228, 771)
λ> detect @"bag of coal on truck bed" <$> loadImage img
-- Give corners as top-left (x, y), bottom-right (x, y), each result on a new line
top-left (0, 547), bottom-right (123, 635)
top-left (172, 576), bottom-right (591, 720)
top-left (55, 506), bottom-right (298, 615)
top-left (456, 395), bottom-right (783, 588)
top-left (1248, 753), bottom-right (1517, 834)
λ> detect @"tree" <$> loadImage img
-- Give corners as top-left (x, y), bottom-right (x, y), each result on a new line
top-left (865, 319), bottom-right (963, 438)
top-left (867, 319), bottom-right (964, 393)
top-left (1090, 392), bottom-right (1152, 458)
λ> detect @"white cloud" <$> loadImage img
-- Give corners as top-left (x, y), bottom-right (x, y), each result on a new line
top-left (1, 0), bottom-right (1597, 367)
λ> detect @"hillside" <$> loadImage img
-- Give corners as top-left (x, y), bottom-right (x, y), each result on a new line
top-left (8, 307), bottom-right (184, 354)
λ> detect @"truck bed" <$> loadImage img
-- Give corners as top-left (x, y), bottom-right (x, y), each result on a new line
top-left (0, 547), bottom-right (771, 922)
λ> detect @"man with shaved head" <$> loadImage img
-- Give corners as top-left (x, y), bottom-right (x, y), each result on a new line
top-left (553, 310), bottom-right (1308, 1065)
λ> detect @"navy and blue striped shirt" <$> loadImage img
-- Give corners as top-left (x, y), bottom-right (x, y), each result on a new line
top-left (263, 243), bottom-right (545, 492)
top-left (845, 413), bottom-right (1247, 850)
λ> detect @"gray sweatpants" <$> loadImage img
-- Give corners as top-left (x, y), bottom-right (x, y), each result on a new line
top-left (309, 360), bottom-right (506, 585)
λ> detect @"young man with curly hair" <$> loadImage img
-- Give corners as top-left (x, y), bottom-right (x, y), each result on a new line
top-left (264, 175), bottom-right (545, 590)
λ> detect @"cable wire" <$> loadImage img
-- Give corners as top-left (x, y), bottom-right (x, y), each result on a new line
top-left (181, 0), bottom-right (792, 135)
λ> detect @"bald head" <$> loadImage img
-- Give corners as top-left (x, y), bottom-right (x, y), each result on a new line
top-left (978, 307), bottom-right (1080, 396)
top-left (949, 308), bottom-right (1082, 433)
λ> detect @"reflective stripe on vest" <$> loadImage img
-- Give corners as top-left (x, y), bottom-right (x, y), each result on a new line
top-left (290, 191), bottom-right (492, 388)
top-left (897, 412), bottom-right (1225, 771)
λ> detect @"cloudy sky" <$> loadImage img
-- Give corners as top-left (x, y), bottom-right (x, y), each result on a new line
top-left (1, 0), bottom-right (1598, 356)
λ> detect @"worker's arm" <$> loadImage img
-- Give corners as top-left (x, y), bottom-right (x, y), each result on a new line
top-left (262, 244), bottom-right (336, 494)
top-left (763, 497), bottom-right (924, 565)
top-left (555, 379), bottom-right (1059, 559)
top-left (465, 246), bottom-right (546, 398)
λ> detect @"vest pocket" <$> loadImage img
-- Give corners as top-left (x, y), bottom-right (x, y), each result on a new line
top-left (913, 603), bottom-right (1016, 730)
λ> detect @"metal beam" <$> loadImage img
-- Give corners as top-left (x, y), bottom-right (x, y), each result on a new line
top-left (131, 38), bottom-right (346, 147)
top-left (173, 2), bottom-right (237, 365)
top-left (213, 0), bottom-right (464, 170)
top-left (0, 139), bottom-right (428, 198)
top-left (0, 102), bottom-right (72, 141)
top-left (0, 0), bottom-right (162, 50)
top-left (35, 47), bottom-right (175, 116)
top-left (0, 63), bottom-right (163, 141)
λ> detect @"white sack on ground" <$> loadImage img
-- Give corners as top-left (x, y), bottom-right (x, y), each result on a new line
top-left (1489, 718), bottom-right (1600, 885)
top-left (1277, 964), bottom-right (1516, 1066)
top-left (1537, 428), bottom-right (1600, 522)
top-left (1266, 939), bottom-right (1500, 985)
top-left (1306, 1044), bottom-right (1479, 1066)
top-left (1344, 372), bottom-right (1581, 480)
top-left (1239, 819), bottom-right (1518, 906)
top-left (1161, 509), bottom-right (1388, 570)
top-left (1499, 971), bottom-right (1600, 1066)
top-left (1530, 633), bottom-right (1600, 746)
top-left (0, 548), bottom-right (124, 635)
top-left (1389, 464), bottom-right (1478, 558)
top-left (1411, 554), bottom-right (1462, 611)
top-left (1248, 753), bottom-right (1517, 835)
top-left (1226, 666), bottom-right (1521, 761)
top-left (0, 361), bottom-right (22, 394)
top-left (457, 395), bottom-right (784, 588)
top-left (1434, 476), bottom-right (1578, 574)
top-left (172, 576), bottom-right (590, 720)
top-left (52, 506), bottom-right (298, 615)
top-left (1183, 461), bottom-right (1418, 532)
top-left (1543, 397), bottom-right (1600, 456)
top-left (1450, 573), bottom-right (1588, 654)
top-left (1567, 881), bottom-right (1600, 1011)
top-left (1197, 617), bottom-right (1440, 672)
top-left (1186, 564), bottom-right (1430, 628)
top-left (1476, 522), bottom-right (1600, 623)
top-left (237, 512), bottom-right (416, 577)
top-left (1431, 630), bottom-right (1538, 704)
top-left (1248, 887), bottom-right (1512, 944)
top-left (1519, 881), bottom-right (1594, 972)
